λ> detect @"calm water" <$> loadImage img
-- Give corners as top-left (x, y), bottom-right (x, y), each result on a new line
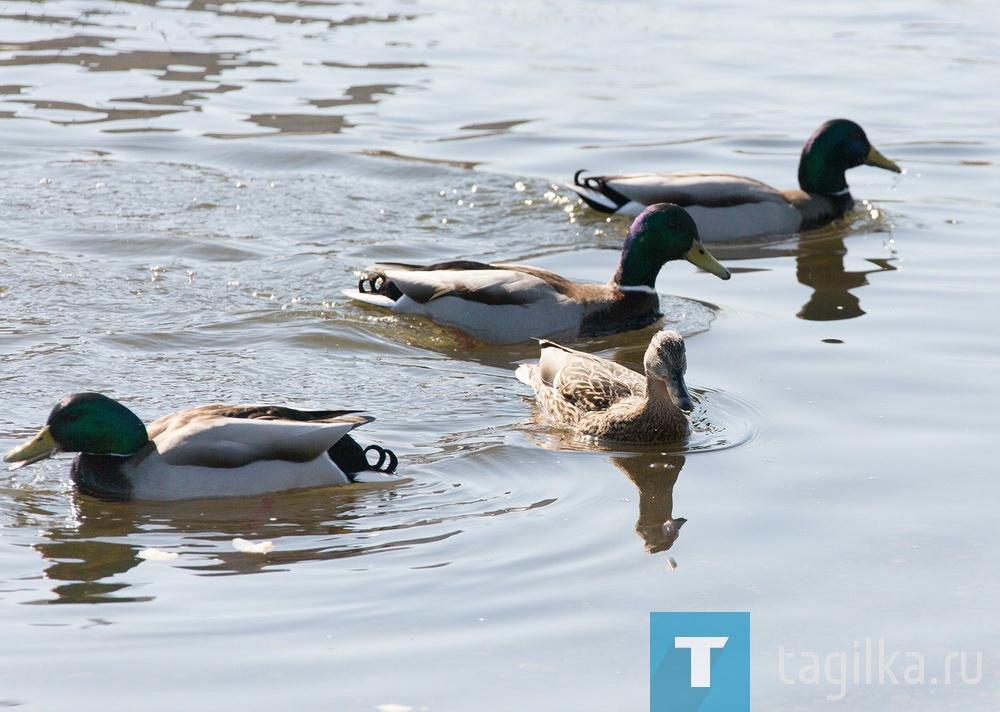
top-left (2, 0), bottom-right (999, 709)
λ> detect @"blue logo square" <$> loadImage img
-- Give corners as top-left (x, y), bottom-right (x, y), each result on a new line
top-left (650, 612), bottom-right (750, 712)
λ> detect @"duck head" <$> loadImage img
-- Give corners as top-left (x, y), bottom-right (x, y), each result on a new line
top-left (798, 119), bottom-right (902, 195)
top-left (5, 393), bottom-right (148, 469)
top-left (644, 330), bottom-right (694, 412)
top-left (615, 203), bottom-right (731, 289)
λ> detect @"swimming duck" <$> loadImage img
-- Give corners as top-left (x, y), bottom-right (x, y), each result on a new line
top-left (344, 203), bottom-right (730, 345)
top-left (515, 330), bottom-right (693, 444)
top-left (3, 392), bottom-right (398, 501)
top-left (568, 119), bottom-right (902, 242)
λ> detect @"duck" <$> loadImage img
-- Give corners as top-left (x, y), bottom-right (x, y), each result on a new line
top-left (515, 330), bottom-right (693, 444)
top-left (568, 119), bottom-right (902, 242)
top-left (3, 392), bottom-right (398, 501)
top-left (343, 203), bottom-right (730, 345)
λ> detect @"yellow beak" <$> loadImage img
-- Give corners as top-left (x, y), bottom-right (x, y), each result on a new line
top-left (4, 425), bottom-right (60, 469)
top-left (865, 145), bottom-right (902, 174)
top-left (685, 239), bottom-right (731, 280)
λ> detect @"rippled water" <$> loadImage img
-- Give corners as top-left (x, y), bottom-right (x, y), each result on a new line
top-left (2, 1), bottom-right (1000, 710)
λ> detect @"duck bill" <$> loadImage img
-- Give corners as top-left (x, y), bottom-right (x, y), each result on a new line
top-left (4, 425), bottom-right (60, 470)
top-left (667, 374), bottom-right (694, 412)
top-left (685, 239), bottom-right (731, 280)
top-left (865, 145), bottom-right (902, 174)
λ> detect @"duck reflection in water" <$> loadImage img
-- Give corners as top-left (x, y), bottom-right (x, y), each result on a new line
top-left (610, 453), bottom-right (687, 555)
top-left (794, 232), bottom-right (898, 321)
top-left (715, 216), bottom-right (898, 322)
top-left (23, 475), bottom-right (555, 604)
top-left (25, 484), bottom-right (450, 604)
top-left (518, 425), bottom-right (691, 557)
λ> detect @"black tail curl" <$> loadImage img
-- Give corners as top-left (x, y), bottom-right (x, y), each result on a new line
top-left (357, 271), bottom-right (386, 294)
top-left (329, 435), bottom-right (399, 481)
top-left (357, 270), bottom-right (404, 301)
top-left (573, 168), bottom-right (596, 189)
top-left (363, 444), bottom-right (398, 473)
top-left (572, 169), bottom-right (627, 213)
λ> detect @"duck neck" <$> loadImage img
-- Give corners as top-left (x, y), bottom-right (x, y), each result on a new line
top-left (644, 376), bottom-right (680, 415)
top-left (798, 137), bottom-right (850, 196)
top-left (613, 233), bottom-right (663, 289)
top-left (638, 377), bottom-right (690, 443)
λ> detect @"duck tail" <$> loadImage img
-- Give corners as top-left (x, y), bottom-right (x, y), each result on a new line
top-left (329, 435), bottom-right (398, 479)
top-left (567, 170), bottom-right (628, 213)
top-left (356, 268), bottom-right (403, 301)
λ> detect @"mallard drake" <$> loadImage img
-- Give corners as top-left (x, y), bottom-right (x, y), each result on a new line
top-left (4, 393), bottom-right (398, 501)
top-left (344, 203), bottom-right (730, 345)
top-left (515, 330), bottom-right (693, 444)
top-left (569, 119), bottom-right (902, 241)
